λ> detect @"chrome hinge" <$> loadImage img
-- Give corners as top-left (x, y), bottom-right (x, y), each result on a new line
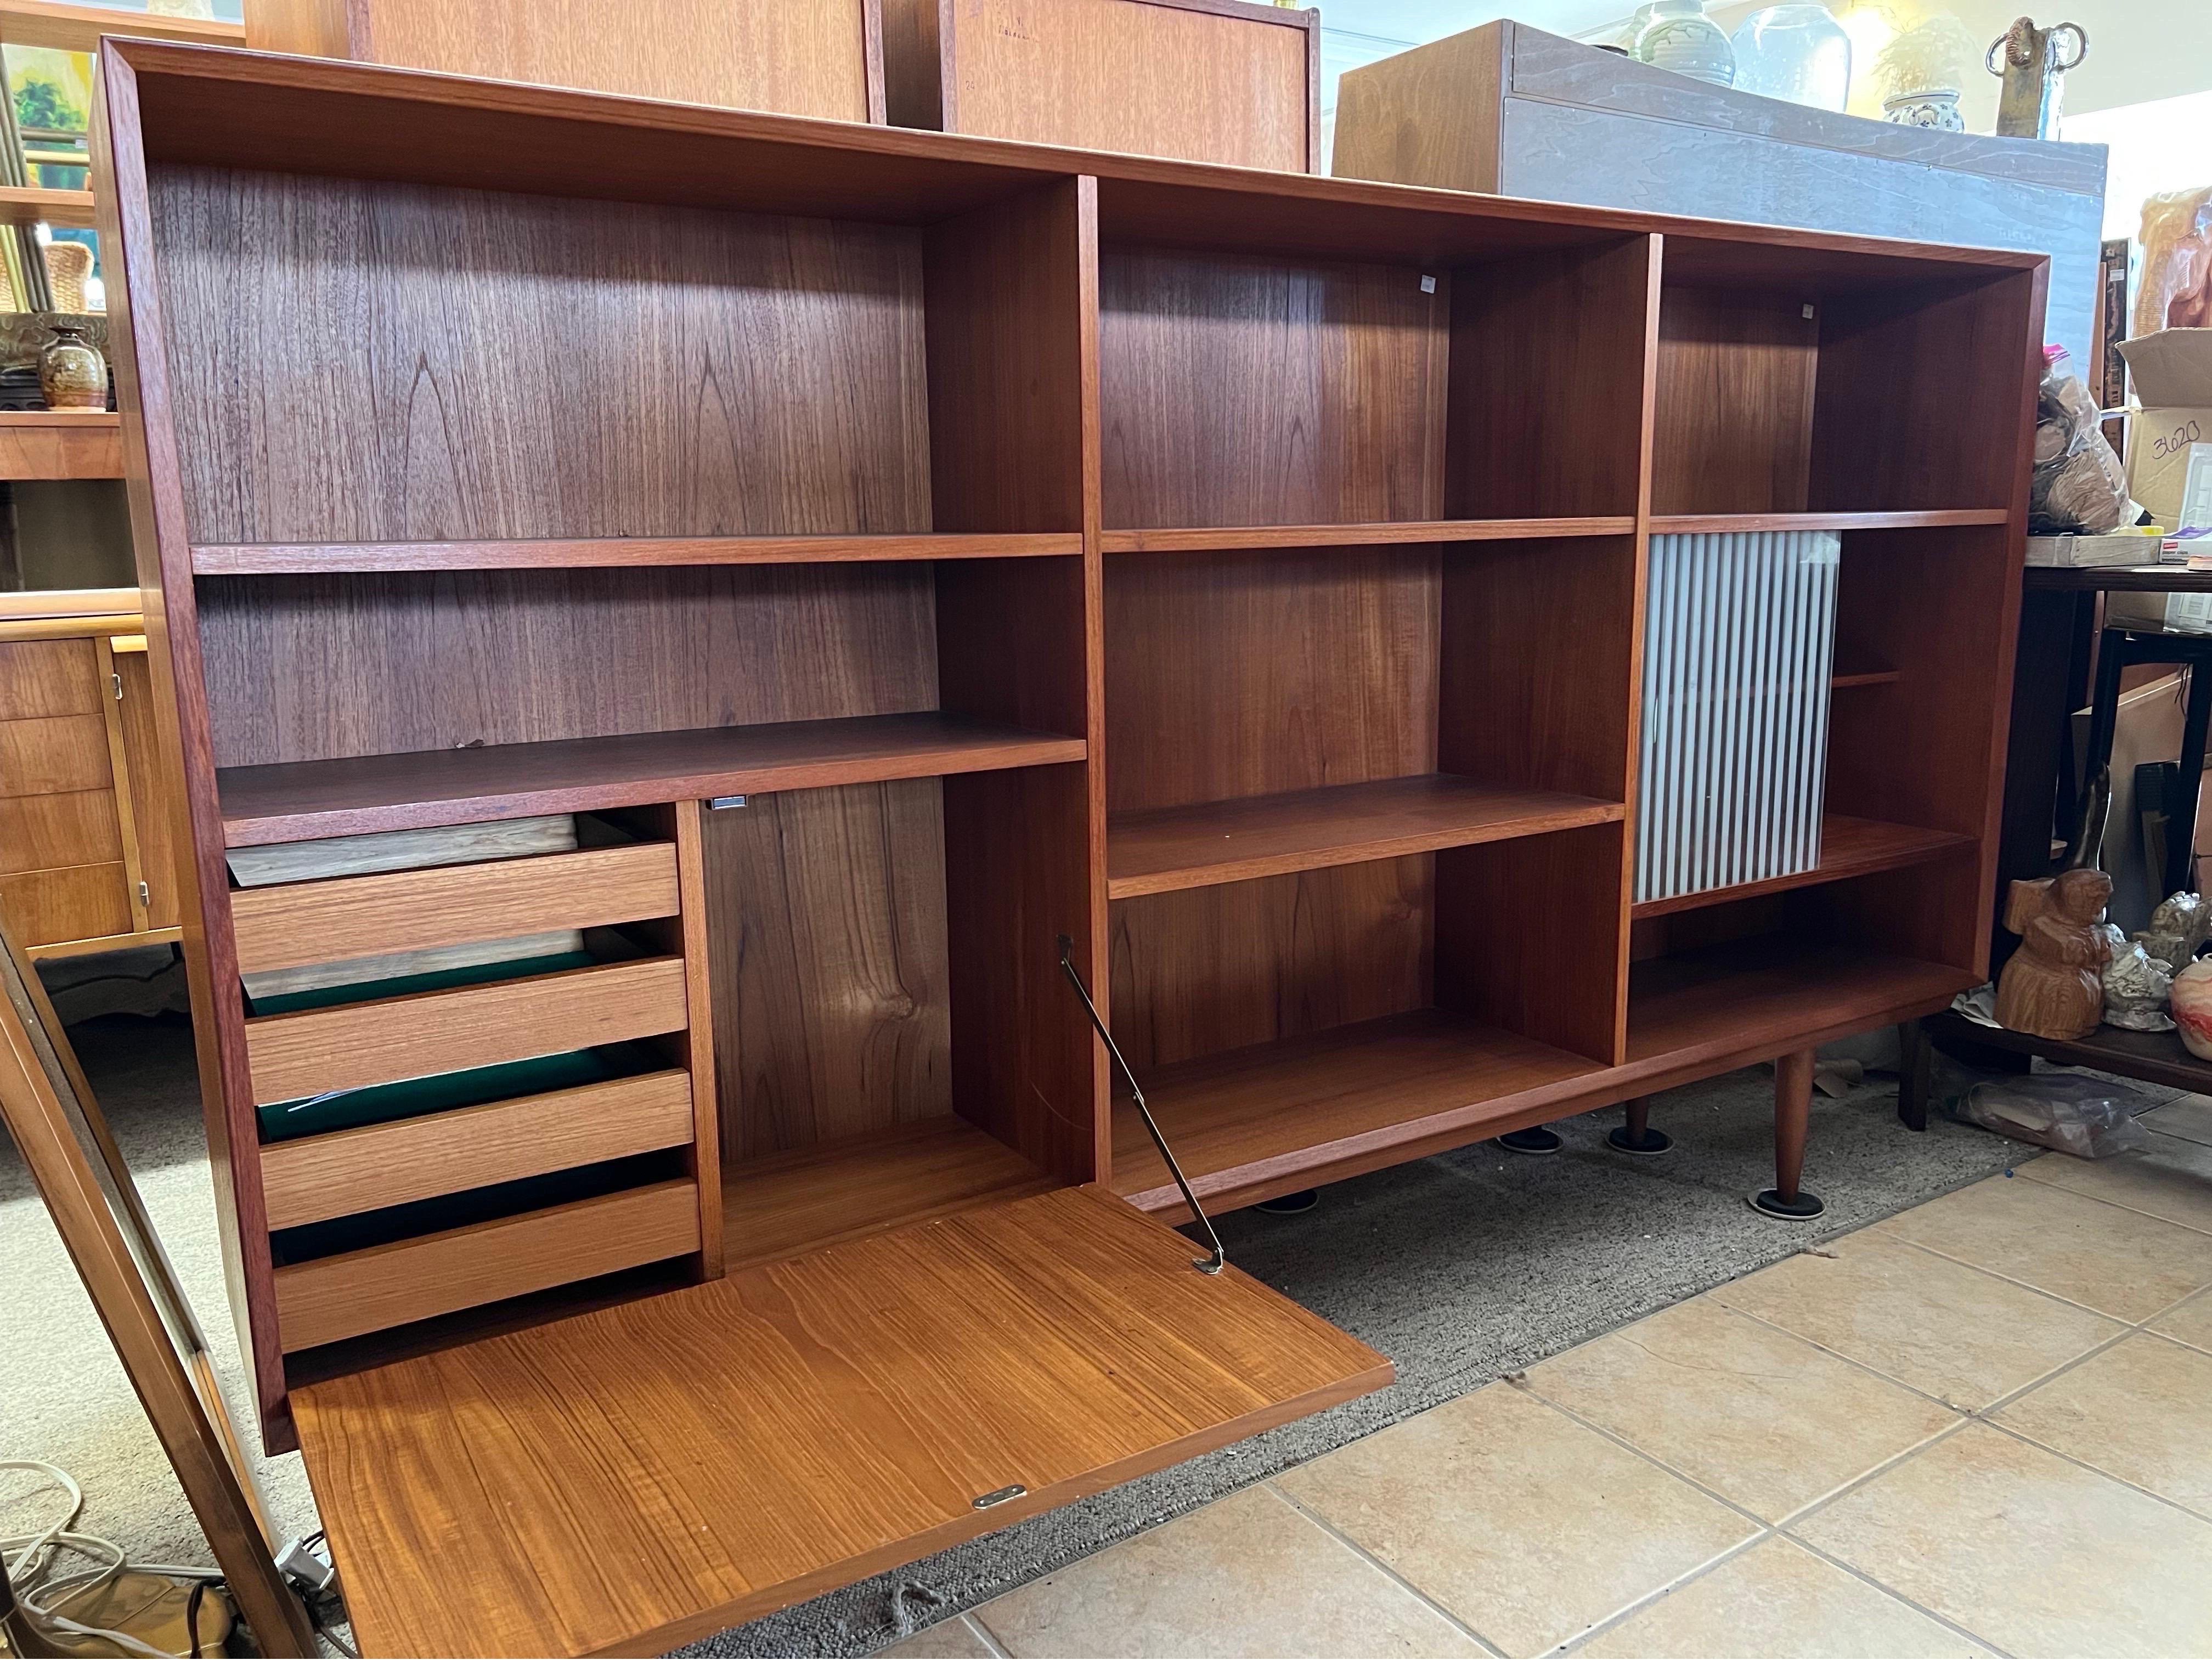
top-left (1057, 934), bottom-right (1224, 1276)
top-left (112, 671), bottom-right (123, 701)
top-left (137, 880), bottom-right (150, 906)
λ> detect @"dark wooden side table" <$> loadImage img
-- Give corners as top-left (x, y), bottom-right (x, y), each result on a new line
top-left (1908, 562), bottom-right (2212, 1126)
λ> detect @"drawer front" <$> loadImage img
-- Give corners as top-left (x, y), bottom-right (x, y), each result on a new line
top-left (0, 789), bottom-right (124, 874)
top-left (261, 1069), bottom-right (694, 1230)
top-left (0, 714), bottom-right (112, 796)
top-left (274, 1178), bottom-right (702, 1353)
top-left (0, 639), bottom-right (99, 720)
top-left (244, 955), bottom-right (689, 1105)
top-left (0, 861), bottom-right (132, 947)
top-left (232, 842), bottom-right (681, 975)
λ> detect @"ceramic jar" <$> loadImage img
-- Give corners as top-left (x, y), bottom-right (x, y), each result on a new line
top-left (1731, 4), bottom-right (1851, 111)
top-left (1884, 88), bottom-right (1966, 130)
top-left (38, 325), bottom-right (105, 411)
top-left (1635, 0), bottom-right (1736, 88)
top-left (2171, 959), bottom-right (2212, 1059)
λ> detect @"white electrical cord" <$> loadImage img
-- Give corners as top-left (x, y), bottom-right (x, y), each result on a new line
top-left (3, 1459), bottom-right (227, 1658)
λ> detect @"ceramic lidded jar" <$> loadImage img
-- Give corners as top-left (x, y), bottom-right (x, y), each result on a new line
top-left (1635, 0), bottom-right (1737, 88)
top-left (38, 325), bottom-right (105, 410)
top-left (2172, 959), bottom-right (2212, 1059)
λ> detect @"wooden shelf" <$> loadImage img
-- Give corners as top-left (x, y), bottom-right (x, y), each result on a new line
top-left (0, 409), bottom-right (121, 481)
top-left (0, 0), bottom-right (244, 52)
top-left (720, 1117), bottom-right (1057, 1274)
top-left (1630, 814), bottom-right (1974, 919)
top-left (1108, 773), bottom-right (1623, 898)
top-left (191, 530), bottom-right (1084, 575)
top-left (1100, 517), bottom-right (1635, 554)
top-left (1647, 510), bottom-right (2010, 535)
top-left (217, 711), bottom-right (1087, 846)
top-left (1831, 667), bottom-right (1903, 690)
top-left (1113, 1011), bottom-right (1603, 1213)
top-left (0, 184), bottom-right (93, 229)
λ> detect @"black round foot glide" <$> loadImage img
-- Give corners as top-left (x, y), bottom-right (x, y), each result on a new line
top-left (1607, 1124), bottom-right (1674, 1156)
top-left (1497, 1127), bottom-right (1564, 1156)
top-left (1751, 1188), bottom-right (1826, 1221)
top-left (1256, 1188), bottom-right (1319, 1215)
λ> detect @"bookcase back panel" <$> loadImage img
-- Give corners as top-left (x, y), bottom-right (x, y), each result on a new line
top-left (150, 166), bottom-right (933, 545)
top-left (1099, 250), bottom-right (1448, 529)
top-left (197, 566), bottom-right (939, 767)
top-left (1651, 287), bottom-right (1819, 516)
top-left (702, 779), bottom-right (952, 1161)
top-left (1104, 547), bottom-right (1440, 813)
top-left (1109, 858), bottom-right (1432, 1072)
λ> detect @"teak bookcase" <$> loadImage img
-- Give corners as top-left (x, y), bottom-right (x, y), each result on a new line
top-left (96, 39), bottom-right (2042, 1658)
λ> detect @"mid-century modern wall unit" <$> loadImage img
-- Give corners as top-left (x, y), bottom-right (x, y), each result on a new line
top-left (98, 38), bottom-right (2041, 1658)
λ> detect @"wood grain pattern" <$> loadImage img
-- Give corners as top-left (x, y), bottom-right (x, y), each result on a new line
top-left (720, 1115), bottom-right (1053, 1273)
top-left (0, 713), bottom-right (113, 795)
top-left (153, 168), bottom-right (932, 547)
top-left (244, 955), bottom-right (689, 1106)
top-left (260, 1070), bottom-right (695, 1231)
top-left (0, 0), bottom-right (241, 50)
top-left (0, 788), bottom-right (123, 873)
top-left (1446, 237), bottom-right (1656, 520)
top-left (1108, 774), bottom-right (1622, 899)
top-left (190, 532), bottom-right (1080, 574)
top-left (1109, 859), bottom-right (1432, 1073)
top-left (94, 636), bottom-right (151, 934)
top-left (0, 637), bottom-right (100, 720)
top-left (1331, 20), bottom-right (1504, 194)
top-left (1104, 546), bottom-right (1437, 812)
top-left (703, 780), bottom-right (950, 1161)
top-left (0, 860), bottom-right (131, 946)
top-left (274, 1178), bottom-right (701, 1353)
top-left (115, 646), bottom-right (185, 931)
top-left (290, 1185), bottom-right (1390, 1658)
top-left (247, 0), bottom-right (885, 124)
top-left (1100, 250), bottom-right (1447, 530)
top-left (215, 713), bottom-right (1087, 847)
top-left (1650, 510), bottom-right (2009, 534)
top-left (0, 410), bottom-right (120, 479)
top-left (1099, 518), bottom-right (1634, 552)
top-left (196, 564), bottom-right (942, 771)
top-left (1629, 814), bottom-right (1976, 919)
top-left (665, 797), bottom-right (723, 1277)
top-left (1652, 287), bottom-right (1820, 515)
top-left (230, 843), bottom-right (680, 974)
top-left (0, 183), bottom-right (93, 228)
top-left (922, 0), bottom-right (1314, 170)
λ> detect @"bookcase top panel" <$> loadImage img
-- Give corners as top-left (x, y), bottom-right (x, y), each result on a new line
top-left (105, 40), bottom-right (2046, 289)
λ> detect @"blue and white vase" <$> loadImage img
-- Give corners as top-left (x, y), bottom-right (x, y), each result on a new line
top-left (1883, 88), bottom-right (1965, 130)
top-left (1634, 0), bottom-right (1737, 88)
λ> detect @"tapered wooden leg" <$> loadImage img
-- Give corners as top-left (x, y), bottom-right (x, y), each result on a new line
top-left (1606, 1095), bottom-right (1672, 1156)
top-left (1754, 1048), bottom-right (1825, 1219)
top-left (1897, 1018), bottom-right (1932, 1132)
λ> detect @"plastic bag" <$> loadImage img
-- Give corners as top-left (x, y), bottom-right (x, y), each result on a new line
top-left (2030, 346), bottom-right (2131, 534)
top-left (1957, 1073), bottom-right (2154, 1159)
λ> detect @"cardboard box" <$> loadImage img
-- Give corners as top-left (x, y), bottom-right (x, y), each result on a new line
top-left (2118, 329), bottom-right (2212, 532)
top-left (2024, 532), bottom-right (2166, 568)
top-left (2107, 587), bottom-right (2212, 634)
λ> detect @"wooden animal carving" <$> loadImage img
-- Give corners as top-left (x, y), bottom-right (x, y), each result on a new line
top-left (1995, 868), bottom-right (2114, 1039)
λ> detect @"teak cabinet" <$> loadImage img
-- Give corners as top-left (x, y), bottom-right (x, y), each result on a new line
top-left (883, 0), bottom-right (1319, 170)
top-left (245, 0), bottom-right (889, 122)
top-left (96, 40), bottom-right (2042, 1658)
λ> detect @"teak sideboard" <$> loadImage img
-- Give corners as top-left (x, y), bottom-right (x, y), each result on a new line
top-left (94, 39), bottom-right (2042, 1658)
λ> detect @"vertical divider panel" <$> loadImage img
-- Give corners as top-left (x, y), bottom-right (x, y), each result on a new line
top-left (97, 53), bottom-right (297, 1452)
top-left (928, 174), bottom-right (1107, 1185)
top-left (1434, 235), bottom-right (1659, 1068)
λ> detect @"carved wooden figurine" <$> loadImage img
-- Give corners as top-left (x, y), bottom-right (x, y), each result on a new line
top-left (1996, 868), bottom-right (2114, 1039)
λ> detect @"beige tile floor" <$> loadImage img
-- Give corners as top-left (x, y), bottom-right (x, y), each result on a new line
top-left (881, 1097), bottom-right (2212, 1659)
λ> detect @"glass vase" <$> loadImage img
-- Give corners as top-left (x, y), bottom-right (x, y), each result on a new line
top-left (1634, 0), bottom-right (1736, 90)
top-left (1730, 4), bottom-right (1852, 112)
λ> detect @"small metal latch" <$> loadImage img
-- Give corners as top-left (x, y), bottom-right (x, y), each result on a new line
top-left (1058, 935), bottom-right (1226, 1276)
top-left (708, 795), bottom-right (749, 810)
top-left (973, 1484), bottom-right (1026, 1510)
top-left (137, 881), bottom-right (150, 906)
top-left (112, 672), bottom-right (123, 701)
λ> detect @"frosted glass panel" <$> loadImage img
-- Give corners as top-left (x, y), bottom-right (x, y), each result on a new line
top-left (1636, 531), bottom-right (1839, 904)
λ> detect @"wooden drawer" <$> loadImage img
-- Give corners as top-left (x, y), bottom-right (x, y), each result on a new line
top-left (261, 1069), bottom-right (693, 1229)
top-left (245, 955), bottom-right (689, 1106)
top-left (273, 1178), bottom-right (701, 1352)
top-left (0, 639), bottom-right (100, 720)
top-left (232, 841), bottom-right (680, 975)
top-left (0, 862), bottom-right (131, 947)
top-left (0, 714), bottom-right (112, 795)
top-left (0, 789), bottom-right (124, 874)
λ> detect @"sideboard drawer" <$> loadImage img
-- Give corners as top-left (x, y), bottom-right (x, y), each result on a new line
top-left (0, 714), bottom-right (112, 796)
